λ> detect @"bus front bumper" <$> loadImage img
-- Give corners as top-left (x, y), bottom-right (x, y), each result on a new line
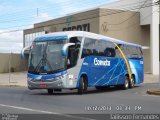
top-left (28, 79), bottom-right (64, 90)
top-left (27, 75), bottom-right (77, 90)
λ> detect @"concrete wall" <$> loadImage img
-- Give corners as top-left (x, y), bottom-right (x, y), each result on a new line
top-left (100, 0), bottom-right (159, 75)
top-left (0, 53), bottom-right (26, 73)
top-left (141, 25), bottom-right (150, 73)
top-left (100, 0), bottom-right (153, 25)
top-left (23, 9), bottom-right (100, 48)
top-left (25, 8), bottom-right (100, 34)
top-left (99, 9), bottom-right (151, 73)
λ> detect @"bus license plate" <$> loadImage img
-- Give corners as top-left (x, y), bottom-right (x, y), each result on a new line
top-left (39, 84), bottom-right (48, 88)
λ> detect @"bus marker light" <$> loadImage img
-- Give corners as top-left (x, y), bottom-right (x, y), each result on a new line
top-left (58, 83), bottom-right (62, 86)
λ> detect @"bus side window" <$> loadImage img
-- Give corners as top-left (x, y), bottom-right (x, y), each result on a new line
top-left (123, 45), bottom-right (143, 59)
top-left (95, 40), bottom-right (116, 57)
top-left (67, 37), bottom-right (82, 68)
top-left (92, 49), bottom-right (98, 56)
top-left (115, 49), bottom-right (121, 58)
top-left (104, 48), bottom-right (116, 57)
top-left (81, 38), bottom-right (96, 58)
top-left (68, 46), bottom-right (78, 67)
top-left (139, 47), bottom-right (143, 58)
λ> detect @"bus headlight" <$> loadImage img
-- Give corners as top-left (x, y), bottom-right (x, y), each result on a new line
top-left (55, 75), bottom-right (65, 80)
top-left (58, 82), bottom-right (62, 86)
top-left (27, 77), bottom-right (32, 81)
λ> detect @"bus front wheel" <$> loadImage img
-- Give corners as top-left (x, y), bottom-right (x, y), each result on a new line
top-left (47, 89), bottom-right (53, 94)
top-left (78, 76), bottom-right (87, 95)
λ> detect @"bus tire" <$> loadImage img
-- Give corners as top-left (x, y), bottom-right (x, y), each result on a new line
top-left (129, 76), bottom-right (135, 88)
top-left (78, 76), bottom-right (87, 95)
top-left (47, 89), bottom-right (53, 94)
top-left (123, 76), bottom-right (129, 90)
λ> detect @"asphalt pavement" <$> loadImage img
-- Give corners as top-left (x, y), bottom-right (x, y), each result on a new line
top-left (0, 71), bottom-right (159, 120)
top-left (0, 83), bottom-right (159, 120)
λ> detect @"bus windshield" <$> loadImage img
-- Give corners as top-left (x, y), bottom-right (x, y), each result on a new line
top-left (28, 40), bottom-right (67, 74)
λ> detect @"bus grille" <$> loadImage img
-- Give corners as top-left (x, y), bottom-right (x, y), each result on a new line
top-left (31, 79), bottom-right (56, 82)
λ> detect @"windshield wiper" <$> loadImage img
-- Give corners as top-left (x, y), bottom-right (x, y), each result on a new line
top-left (33, 57), bottom-right (53, 74)
top-left (33, 43), bottom-right (53, 74)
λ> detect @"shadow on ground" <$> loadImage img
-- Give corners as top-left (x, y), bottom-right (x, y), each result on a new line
top-left (29, 86), bottom-right (140, 96)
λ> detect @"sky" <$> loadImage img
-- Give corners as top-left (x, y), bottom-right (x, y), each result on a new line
top-left (0, 0), bottom-right (117, 53)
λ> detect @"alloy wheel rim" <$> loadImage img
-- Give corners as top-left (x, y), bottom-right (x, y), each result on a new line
top-left (125, 79), bottom-right (129, 88)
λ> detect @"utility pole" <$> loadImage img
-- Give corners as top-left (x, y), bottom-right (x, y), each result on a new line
top-left (8, 52), bottom-right (11, 84)
top-left (37, 8), bottom-right (39, 17)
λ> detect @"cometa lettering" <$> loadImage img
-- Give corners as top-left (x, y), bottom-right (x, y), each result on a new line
top-left (94, 58), bottom-right (110, 66)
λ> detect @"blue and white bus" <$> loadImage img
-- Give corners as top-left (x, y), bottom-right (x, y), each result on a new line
top-left (21, 31), bottom-right (144, 94)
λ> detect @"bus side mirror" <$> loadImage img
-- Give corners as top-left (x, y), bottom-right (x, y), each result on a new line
top-left (21, 50), bottom-right (24, 59)
top-left (21, 46), bottom-right (30, 59)
top-left (62, 43), bottom-right (75, 56)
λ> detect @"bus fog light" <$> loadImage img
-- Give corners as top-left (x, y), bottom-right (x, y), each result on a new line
top-left (58, 82), bottom-right (62, 86)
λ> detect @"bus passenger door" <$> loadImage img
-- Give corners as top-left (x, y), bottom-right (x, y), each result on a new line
top-left (66, 37), bottom-right (82, 88)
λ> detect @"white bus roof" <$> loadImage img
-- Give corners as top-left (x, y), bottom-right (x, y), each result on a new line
top-left (35, 31), bottom-right (142, 47)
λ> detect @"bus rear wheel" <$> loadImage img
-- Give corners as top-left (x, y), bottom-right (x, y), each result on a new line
top-left (129, 76), bottom-right (135, 88)
top-left (47, 89), bottom-right (53, 94)
top-left (78, 76), bottom-right (87, 95)
top-left (123, 76), bottom-right (129, 90)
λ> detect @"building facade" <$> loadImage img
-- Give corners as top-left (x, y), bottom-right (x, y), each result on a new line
top-left (23, 0), bottom-right (159, 75)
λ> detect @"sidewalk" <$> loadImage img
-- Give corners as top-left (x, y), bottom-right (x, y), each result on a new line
top-left (144, 74), bottom-right (159, 83)
top-left (0, 72), bottom-right (159, 87)
top-left (0, 72), bottom-right (27, 87)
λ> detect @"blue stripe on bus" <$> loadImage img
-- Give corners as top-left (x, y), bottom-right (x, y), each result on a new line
top-left (34, 36), bottom-right (68, 41)
top-left (76, 56), bottom-right (143, 88)
top-left (27, 70), bottom-right (67, 80)
top-left (76, 56), bottom-right (128, 87)
top-left (128, 58), bottom-right (144, 84)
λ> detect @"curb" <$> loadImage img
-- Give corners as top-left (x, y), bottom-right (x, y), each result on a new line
top-left (0, 85), bottom-right (27, 87)
top-left (147, 89), bottom-right (160, 96)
